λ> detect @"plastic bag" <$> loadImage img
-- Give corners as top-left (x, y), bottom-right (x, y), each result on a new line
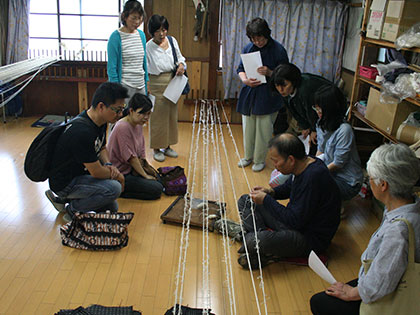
top-left (381, 72), bottom-right (420, 103)
top-left (373, 60), bottom-right (406, 76)
top-left (395, 23), bottom-right (420, 50)
top-left (403, 111), bottom-right (420, 128)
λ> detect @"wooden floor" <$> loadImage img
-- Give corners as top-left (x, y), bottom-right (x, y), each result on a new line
top-left (0, 116), bottom-right (380, 315)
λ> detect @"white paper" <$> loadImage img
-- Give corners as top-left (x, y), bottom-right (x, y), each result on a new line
top-left (240, 51), bottom-right (267, 84)
top-left (308, 251), bottom-right (337, 284)
top-left (298, 134), bottom-right (310, 155)
top-left (148, 94), bottom-right (156, 112)
top-left (163, 75), bottom-right (188, 104)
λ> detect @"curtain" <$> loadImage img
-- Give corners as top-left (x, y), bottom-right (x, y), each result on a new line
top-left (6, 0), bottom-right (29, 64)
top-left (0, 1), bottom-right (9, 66)
top-left (221, 0), bottom-right (348, 99)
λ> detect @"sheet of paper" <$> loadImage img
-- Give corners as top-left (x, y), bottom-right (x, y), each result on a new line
top-left (308, 251), bottom-right (337, 284)
top-left (148, 94), bottom-right (156, 112)
top-left (298, 134), bottom-right (310, 155)
top-left (240, 51), bottom-right (266, 84)
top-left (163, 75), bottom-right (188, 104)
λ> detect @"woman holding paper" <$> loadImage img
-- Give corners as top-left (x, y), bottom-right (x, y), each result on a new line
top-left (310, 143), bottom-right (420, 314)
top-left (237, 17), bottom-right (288, 172)
top-left (146, 14), bottom-right (186, 162)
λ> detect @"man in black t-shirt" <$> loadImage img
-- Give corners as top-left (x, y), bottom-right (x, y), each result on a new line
top-left (45, 82), bottom-right (129, 221)
top-left (236, 133), bottom-right (341, 269)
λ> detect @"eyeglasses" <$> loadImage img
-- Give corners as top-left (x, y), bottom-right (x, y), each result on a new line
top-left (109, 104), bottom-right (126, 114)
top-left (312, 106), bottom-right (322, 113)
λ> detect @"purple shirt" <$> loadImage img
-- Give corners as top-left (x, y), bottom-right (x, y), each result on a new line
top-left (108, 119), bottom-right (145, 175)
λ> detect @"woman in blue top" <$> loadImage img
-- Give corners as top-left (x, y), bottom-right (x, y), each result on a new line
top-left (314, 85), bottom-right (363, 203)
top-left (237, 18), bottom-right (289, 172)
top-left (107, 0), bottom-right (149, 97)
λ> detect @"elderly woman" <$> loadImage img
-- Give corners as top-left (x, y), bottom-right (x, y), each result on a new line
top-left (237, 17), bottom-right (289, 172)
top-left (107, 0), bottom-right (148, 97)
top-left (146, 14), bottom-right (186, 162)
top-left (310, 143), bottom-right (420, 315)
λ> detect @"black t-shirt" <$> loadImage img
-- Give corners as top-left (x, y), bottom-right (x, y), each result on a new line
top-left (49, 111), bottom-right (107, 193)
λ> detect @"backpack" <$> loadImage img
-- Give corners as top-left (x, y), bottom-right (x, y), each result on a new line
top-left (24, 116), bottom-right (88, 182)
top-left (157, 166), bottom-right (187, 196)
top-left (60, 211), bottom-right (134, 251)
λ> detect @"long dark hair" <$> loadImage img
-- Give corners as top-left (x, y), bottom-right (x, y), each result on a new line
top-left (123, 93), bottom-right (152, 117)
top-left (314, 85), bottom-right (347, 132)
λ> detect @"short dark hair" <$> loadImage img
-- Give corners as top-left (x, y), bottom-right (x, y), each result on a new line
top-left (91, 82), bottom-right (128, 109)
top-left (121, 0), bottom-right (144, 26)
top-left (246, 18), bottom-right (271, 40)
top-left (270, 63), bottom-right (302, 93)
top-left (269, 133), bottom-right (306, 160)
top-left (314, 85), bottom-right (347, 132)
top-left (123, 93), bottom-right (153, 116)
top-left (148, 14), bottom-right (169, 36)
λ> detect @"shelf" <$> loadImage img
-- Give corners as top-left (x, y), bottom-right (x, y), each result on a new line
top-left (357, 76), bottom-right (420, 107)
top-left (352, 110), bottom-right (399, 143)
top-left (363, 38), bottom-right (420, 53)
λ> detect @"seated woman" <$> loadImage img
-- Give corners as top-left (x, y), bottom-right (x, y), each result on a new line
top-left (310, 143), bottom-right (420, 315)
top-left (108, 93), bottom-right (164, 200)
top-left (314, 85), bottom-right (363, 203)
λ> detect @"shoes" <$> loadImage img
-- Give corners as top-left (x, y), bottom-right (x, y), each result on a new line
top-left (238, 253), bottom-right (278, 270)
top-left (238, 158), bottom-right (252, 168)
top-left (153, 150), bottom-right (165, 162)
top-left (213, 218), bottom-right (242, 241)
top-left (252, 163), bottom-right (265, 172)
top-left (164, 147), bottom-right (178, 158)
top-left (45, 189), bottom-right (66, 212)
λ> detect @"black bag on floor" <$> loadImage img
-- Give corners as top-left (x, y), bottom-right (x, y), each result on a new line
top-left (165, 305), bottom-right (215, 315)
top-left (56, 304), bottom-right (141, 315)
top-left (60, 212), bottom-right (134, 251)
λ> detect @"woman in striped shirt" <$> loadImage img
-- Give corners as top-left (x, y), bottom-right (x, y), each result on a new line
top-left (107, 0), bottom-right (149, 98)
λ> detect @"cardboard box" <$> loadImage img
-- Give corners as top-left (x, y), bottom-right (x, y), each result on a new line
top-left (367, 0), bottom-right (388, 39)
top-left (381, 0), bottom-right (420, 42)
top-left (365, 87), bottom-right (418, 135)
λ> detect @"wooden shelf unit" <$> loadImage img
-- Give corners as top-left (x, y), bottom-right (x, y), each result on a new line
top-left (349, 0), bottom-right (420, 143)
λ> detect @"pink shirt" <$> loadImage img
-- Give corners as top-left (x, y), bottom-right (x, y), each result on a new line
top-left (108, 119), bottom-right (146, 175)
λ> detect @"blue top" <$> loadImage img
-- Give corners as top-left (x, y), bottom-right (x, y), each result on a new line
top-left (263, 158), bottom-right (341, 252)
top-left (107, 29), bottom-right (149, 88)
top-left (316, 122), bottom-right (363, 187)
top-left (236, 38), bottom-right (289, 116)
top-left (358, 197), bottom-right (420, 303)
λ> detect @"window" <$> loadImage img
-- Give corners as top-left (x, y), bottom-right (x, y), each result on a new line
top-left (29, 0), bottom-right (144, 61)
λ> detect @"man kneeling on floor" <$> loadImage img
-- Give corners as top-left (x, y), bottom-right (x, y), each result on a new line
top-left (237, 133), bottom-right (341, 269)
top-left (45, 82), bottom-right (128, 221)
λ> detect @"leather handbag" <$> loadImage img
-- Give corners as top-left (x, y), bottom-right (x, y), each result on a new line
top-left (360, 218), bottom-right (420, 314)
top-left (167, 36), bottom-right (190, 95)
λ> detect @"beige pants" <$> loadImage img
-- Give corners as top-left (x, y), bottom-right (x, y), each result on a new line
top-left (242, 112), bottom-right (278, 164)
top-left (148, 72), bottom-right (178, 149)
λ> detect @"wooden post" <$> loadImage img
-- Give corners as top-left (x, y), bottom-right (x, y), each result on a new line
top-left (78, 82), bottom-right (88, 113)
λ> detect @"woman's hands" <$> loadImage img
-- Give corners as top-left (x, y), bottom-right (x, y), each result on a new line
top-left (257, 66), bottom-right (272, 77)
top-left (176, 63), bottom-right (185, 76)
top-left (325, 282), bottom-right (361, 302)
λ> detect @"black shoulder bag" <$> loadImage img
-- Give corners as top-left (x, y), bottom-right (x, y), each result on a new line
top-left (167, 35), bottom-right (190, 95)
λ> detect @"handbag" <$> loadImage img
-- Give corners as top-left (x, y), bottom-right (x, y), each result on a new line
top-left (60, 211), bottom-right (134, 251)
top-left (157, 166), bottom-right (187, 196)
top-left (167, 36), bottom-right (190, 95)
top-left (360, 218), bottom-right (420, 314)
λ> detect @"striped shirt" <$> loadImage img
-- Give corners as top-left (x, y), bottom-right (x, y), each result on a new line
top-left (118, 30), bottom-right (145, 89)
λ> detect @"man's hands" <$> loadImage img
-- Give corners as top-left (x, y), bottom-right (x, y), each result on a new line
top-left (106, 165), bottom-right (125, 192)
top-left (249, 186), bottom-right (274, 204)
